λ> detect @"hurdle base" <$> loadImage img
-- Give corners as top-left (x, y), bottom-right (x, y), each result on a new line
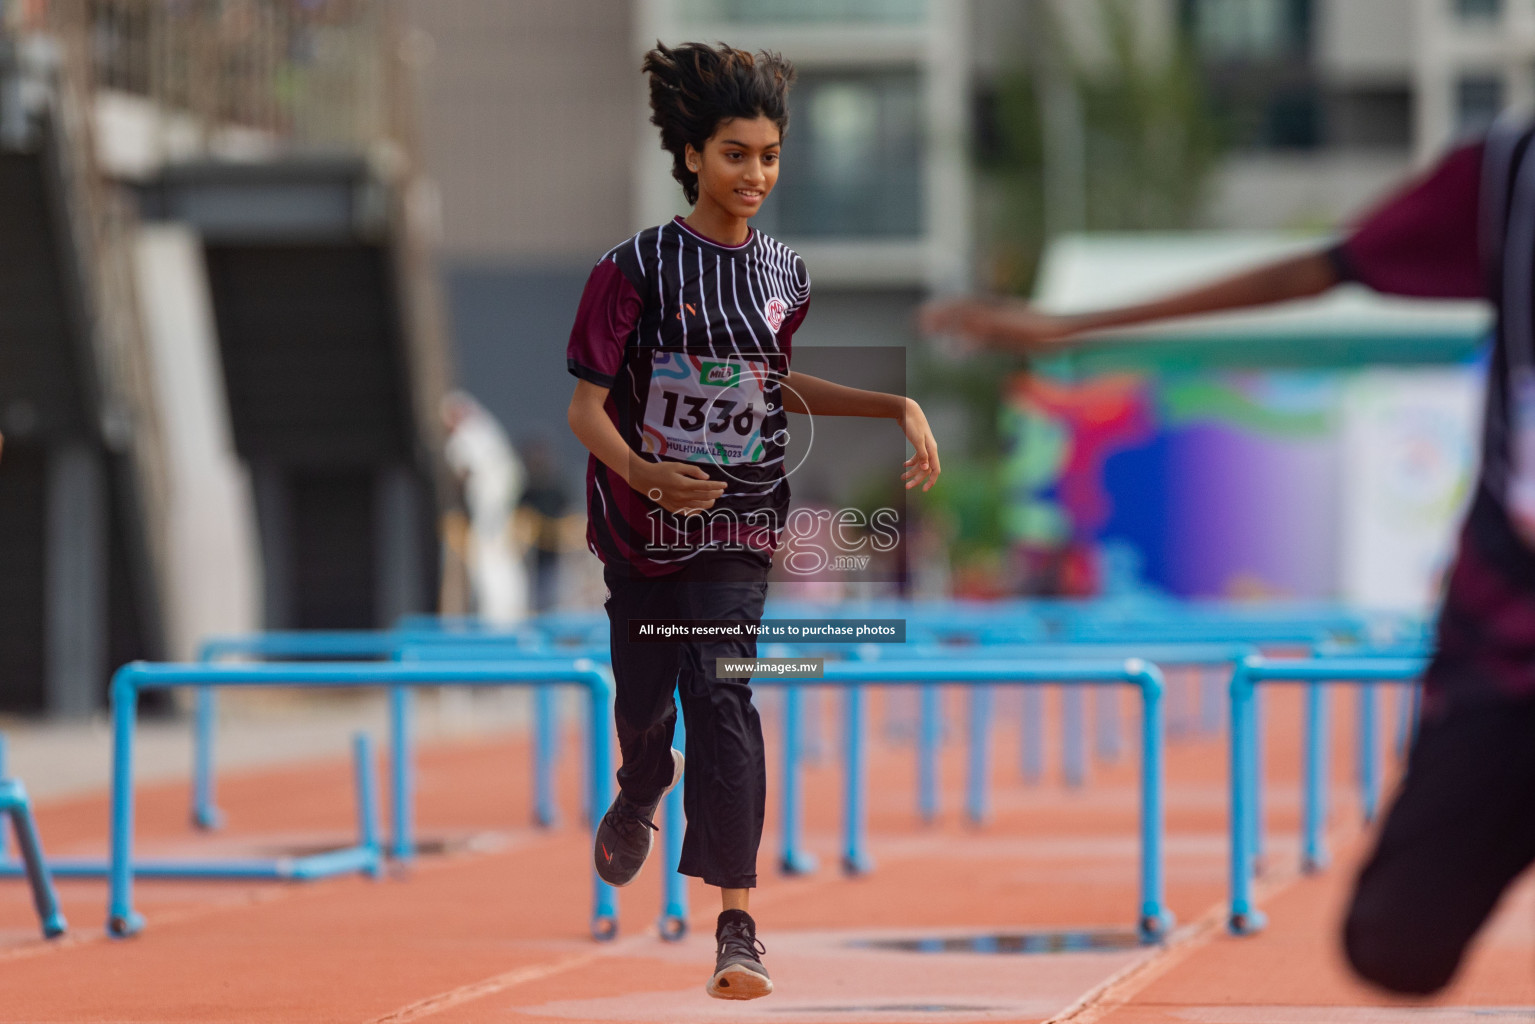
top-left (108, 910), bottom-right (145, 938)
top-left (192, 806), bottom-right (225, 832)
top-left (591, 914), bottom-right (618, 942)
top-left (42, 910), bottom-right (67, 939)
top-left (1227, 909), bottom-right (1267, 936)
top-left (658, 914), bottom-right (688, 942)
top-left (1138, 909), bottom-right (1175, 944)
top-left (1300, 852), bottom-right (1329, 875)
top-left (779, 850), bottom-right (819, 877)
top-left (841, 852), bottom-right (874, 877)
top-left (2, 846), bottom-right (381, 882)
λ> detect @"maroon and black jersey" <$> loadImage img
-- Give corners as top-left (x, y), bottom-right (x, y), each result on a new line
top-left (567, 216), bottom-right (810, 577)
top-left (1330, 120), bottom-right (1535, 711)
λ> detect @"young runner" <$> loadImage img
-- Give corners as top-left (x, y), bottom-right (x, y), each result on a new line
top-left (923, 114), bottom-right (1535, 995)
top-left (566, 41), bottom-right (940, 1000)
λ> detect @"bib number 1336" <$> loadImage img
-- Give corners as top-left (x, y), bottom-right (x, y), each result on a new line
top-left (642, 352), bottom-right (768, 465)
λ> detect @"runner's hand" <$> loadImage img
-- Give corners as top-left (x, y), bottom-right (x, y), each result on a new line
top-left (632, 460), bottom-right (727, 515)
top-left (920, 297), bottom-right (1074, 354)
top-left (899, 398), bottom-right (940, 492)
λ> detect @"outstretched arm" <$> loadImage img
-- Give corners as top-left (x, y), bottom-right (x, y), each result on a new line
top-left (921, 249), bottom-right (1341, 354)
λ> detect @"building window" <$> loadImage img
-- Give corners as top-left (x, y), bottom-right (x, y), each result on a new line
top-left (1181, 0), bottom-right (1309, 59)
top-left (1457, 74), bottom-right (1504, 135)
top-left (1324, 87), bottom-right (1412, 150)
top-left (679, 0), bottom-right (925, 24)
top-left (754, 71), bottom-right (923, 239)
top-left (1453, 0), bottom-right (1502, 20)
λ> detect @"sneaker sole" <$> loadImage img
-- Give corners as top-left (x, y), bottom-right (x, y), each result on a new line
top-left (594, 749), bottom-right (685, 888)
top-left (665, 748), bottom-right (685, 797)
top-left (706, 964), bottom-right (773, 1000)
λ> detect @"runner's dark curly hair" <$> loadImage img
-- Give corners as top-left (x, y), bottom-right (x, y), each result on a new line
top-left (642, 41), bottom-right (795, 205)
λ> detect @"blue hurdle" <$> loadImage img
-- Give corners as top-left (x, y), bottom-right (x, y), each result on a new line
top-left (1226, 655), bottom-right (1427, 935)
top-left (659, 691), bottom-right (688, 941)
top-left (0, 736), bottom-right (67, 939)
top-left (393, 641), bottom-right (610, 842)
top-left (0, 731), bottom-right (383, 886)
top-left (194, 631), bottom-right (413, 831)
top-left (738, 659), bottom-right (1174, 942)
top-left (886, 643), bottom-right (1255, 824)
top-left (104, 659), bottom-right (617, 941)
top-left (645, 658), bottom-right (1170, 943)
top-left (195, 629), bottom-right (594, 840)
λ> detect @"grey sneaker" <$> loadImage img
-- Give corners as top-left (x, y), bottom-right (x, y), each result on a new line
top-left (593, 748), bottom-right (683, 887)
top-left (706, 909), bottom-right (773, 1000)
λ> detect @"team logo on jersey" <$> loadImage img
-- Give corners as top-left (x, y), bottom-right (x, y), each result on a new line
top-left (764, 296), bottom-right (789, 332)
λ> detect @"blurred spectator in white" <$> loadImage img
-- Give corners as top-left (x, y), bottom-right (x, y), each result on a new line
top-left (441, 390), bottom-right (527, 625)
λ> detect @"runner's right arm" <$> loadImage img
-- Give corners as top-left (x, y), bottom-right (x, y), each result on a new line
top-left (567, 380), bottom-right (725, 515)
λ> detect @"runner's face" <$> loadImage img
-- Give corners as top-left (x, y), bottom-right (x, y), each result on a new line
top-left (687, 116), bottom-right (781, 220)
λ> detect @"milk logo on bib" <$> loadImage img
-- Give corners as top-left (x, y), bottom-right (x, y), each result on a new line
top-left (764, 296), bottom-right (789, 333)
top-left (701, 361), bottom-right (740, 386)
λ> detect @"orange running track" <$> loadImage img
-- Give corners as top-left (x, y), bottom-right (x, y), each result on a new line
top-left (0, 684), bottom-right (1530, 1023)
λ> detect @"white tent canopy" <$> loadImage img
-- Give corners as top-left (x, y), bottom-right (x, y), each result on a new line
top-left (1030, 233), bottom-right (1492, 372)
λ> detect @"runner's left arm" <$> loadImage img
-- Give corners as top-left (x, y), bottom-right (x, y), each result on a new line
top-left (779, 371), bottom-right (939, 492)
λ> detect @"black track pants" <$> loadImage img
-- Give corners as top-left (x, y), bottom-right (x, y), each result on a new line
top-left (1344, 697), bottom-right (1535, 995)
top-left (602, 558), bottom-right (769, 889)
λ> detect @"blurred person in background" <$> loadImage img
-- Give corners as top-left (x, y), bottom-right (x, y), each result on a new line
top-left (442, 390), bottom-right (527, 626)
top-left (924, 114), bottom-right (1535, 996)
top-left (514, 435), bottom-right (570, 614)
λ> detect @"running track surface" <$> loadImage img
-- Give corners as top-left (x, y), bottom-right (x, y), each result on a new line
top-left (0, 685), bottom-right (1530, 1023)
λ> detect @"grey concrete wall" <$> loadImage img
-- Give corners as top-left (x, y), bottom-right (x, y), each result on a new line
top-left (402, 0), bottom-right (640, 262)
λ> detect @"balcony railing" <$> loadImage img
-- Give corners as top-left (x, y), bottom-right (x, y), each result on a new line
top-left (10, 0), bottom-right (402, 153)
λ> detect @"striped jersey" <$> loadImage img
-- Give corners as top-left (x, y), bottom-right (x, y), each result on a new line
top-left (566, 216), bottom-right (811, 577)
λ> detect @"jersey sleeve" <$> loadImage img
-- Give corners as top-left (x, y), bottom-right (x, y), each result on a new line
top-left (776, 254), bottom-right (811, 366)
top-left (566, 258), bottom-right (644, 389)
top-left (776, 297), bottom-right (809, 367)
top-left (1329, 141), bottom-right (1487, 301)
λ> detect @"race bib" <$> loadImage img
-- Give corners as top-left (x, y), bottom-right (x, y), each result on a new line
top-left (641, 352), bottom-right (769, 465)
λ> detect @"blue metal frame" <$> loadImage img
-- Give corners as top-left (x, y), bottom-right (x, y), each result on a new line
top-left (965, 686), bottom-right (992, 825)
top-left (0, 775), bottom-right (67, 939)
top-left (918, 684), bottom-right (942, 821)
top-left (774, 659), bottom-right (1174, 943)
top-left (0, 729), bottom-right (383, 886)
top-left (193, 631), bottom-right (414, 831)
top-left (659, 690), bottom-right (688, 940)
top-left (1021, 687), bottom-right (1045, 784)
top-left (899, 643), bottom-right (1255, 822)
top-left (778, 686), bottom-right (818, 875)
top-left (195, 631), bottom-right (606, 845)
top-left (104, 659), bottom-right (617, 941)
top-left (1227, 656), bottom-right (1427, 935)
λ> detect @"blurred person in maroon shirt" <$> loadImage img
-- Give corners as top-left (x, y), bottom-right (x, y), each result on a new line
top-left (925, 117), bottom-right (1535, 995)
